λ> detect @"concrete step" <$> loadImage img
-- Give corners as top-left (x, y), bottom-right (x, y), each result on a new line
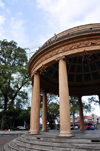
top-left (3, 134), bottom-right (100, 151)
top-left (16, 136), bottom-right (100, 150)
top-left (2, 138), bottom-right (87, 151)
top-left (21, 134), bottom-right (91, 143)
top-left (13, 137), bottom-right (100, 151)
top-left (21, 134), bottom-right (100, 145)
top-left (3, 143), bottom-right (11, 151)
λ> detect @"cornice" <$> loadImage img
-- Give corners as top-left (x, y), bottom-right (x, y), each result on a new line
top-left (28, 23), bottom-right (100, 72)
top-left (29, 38), bottom-right (100, 77)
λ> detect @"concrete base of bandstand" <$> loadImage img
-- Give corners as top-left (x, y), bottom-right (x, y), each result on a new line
top-left (2, 130), bottom-right (100, 151)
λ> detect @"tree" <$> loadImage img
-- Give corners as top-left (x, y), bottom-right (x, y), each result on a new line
top-left (0, 107), bottom-right (31, 129)
top-left (0, 39), bottom-right (30, 128)
top-left (40, 93), bottom-right (58, 108)
top-left (47, 102), bottom-right (59, 129)
top-left (47, 93), bottom-right (58, 104)
top-left (69, 96), bottom-right (79, 129)
top-left (69, 96), bottom-right (93, 129)
top-left (46, 93), bottom-right (59, 129)
top-left (88, 96), bottom-right (99, 105)
top-left (40, 93), bottom-right (59, 129)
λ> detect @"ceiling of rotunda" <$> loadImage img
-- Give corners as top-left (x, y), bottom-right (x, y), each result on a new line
top-left (43, 53), bottom-right (100, 84)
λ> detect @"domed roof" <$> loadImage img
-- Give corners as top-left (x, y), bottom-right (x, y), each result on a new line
top-left (28, 23), bottom-right (100, 96)
top-left (42, 53), bottom-right (100, 96)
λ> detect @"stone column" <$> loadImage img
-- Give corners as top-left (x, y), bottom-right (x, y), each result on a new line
top-left (42, 91), bottom-right (47, 131)
top-left (30, 81), bottom-right (34, 132)
top-left (98, 94), bottom-right (100, 106)
top-left (78, 96), bottom-right (84, 130)
top-left (59, 57), bottom-right (72, 137)
top-left (30, 72), bottom-right (40, 134)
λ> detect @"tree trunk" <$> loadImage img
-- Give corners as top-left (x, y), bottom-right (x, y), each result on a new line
top-left (73, 113), bottom-right (75, 130)
top-left (1, 117), bottom-right (4, 130)
top-left (1, 96), bottom-right (8, 129)
top-left (4, 99), bottom-right (7, 112)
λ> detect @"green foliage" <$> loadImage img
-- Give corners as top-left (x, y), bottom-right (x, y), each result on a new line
top-left (47, 93), bottom-right (58, 104)
top-left (69, 96), bottom-right (79, 116)
top-left (47, 102), bottom-right (59, 129)
top-left (88, 96), bottom-right (99, 105)
top-left (82, 101), bottom-right (93, 113)
top-left (40, 93), bottom-right (58, 108)
top-left (69, 96), bottom-right (94, 116)
top-left (0, 108), bottom-right (30, 129)
top-left (0, 39), bottom-right (30, 112)
top-left (69, 96), bottom-right (94, 129)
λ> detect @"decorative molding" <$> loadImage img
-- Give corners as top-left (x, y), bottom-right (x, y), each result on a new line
top-left (31, 39), bottom-right (100, 77)
top-left (32, 70), bottom-right (39, 76)
top-left (39, 64), bottom-right (47, 75)
top-left (55, 56), bottom-right (66, 61)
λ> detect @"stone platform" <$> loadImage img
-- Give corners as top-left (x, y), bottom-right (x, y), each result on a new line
top-left (3, 130), bottom-right (100, 151)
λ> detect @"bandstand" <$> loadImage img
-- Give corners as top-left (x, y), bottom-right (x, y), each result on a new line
top-left (28, 23), bottom-right (100, 137)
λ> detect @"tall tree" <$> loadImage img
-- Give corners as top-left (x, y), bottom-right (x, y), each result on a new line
top-left (88, 96), bottom-right (99, 105)
top-left (47, 93), bottom-right (58, 104)
top-left (0, 107), bottom-right (31, 129)
top-left (47, 102), bottom-right (59, 129)
top-left (69, 96), bottom-right (79, 129)
top-left (0, 39), bottom-right (30, 128)
top-left (69, 96), bottom-right (93, 129)
top-left (40, 93), bottom-right (58, 108)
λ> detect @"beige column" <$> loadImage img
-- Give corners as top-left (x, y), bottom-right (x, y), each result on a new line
top-left (30, 72), bottom-right (40, 134)
top-left (98, 95), bottom-right (100, 106)
top-left (59, 58), bottom-right (72, 137)
top-left (30, 81), bottom-right (34, 132)
top-left (42, 91), bottom-right (47, 131)
top-left (78, 96), bottom-right (84, 130)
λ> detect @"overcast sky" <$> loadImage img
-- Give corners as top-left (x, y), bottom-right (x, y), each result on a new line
top-left (1, 0), bottom-right (100, 48)
top-left (0, 0), bottom-right (100, 116)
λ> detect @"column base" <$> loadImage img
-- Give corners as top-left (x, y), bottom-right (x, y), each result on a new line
top-left (80, 127), bottom-right (84, 130)
top-left (59, 131), bottom-right (72, 137)
top-left (28, 129), bottom-right (31, 133)
top-left (30, 130), bottom-right (40, 134)
top-left (42, 129), bottom-right (47, 132)
top-left (80, 128), bottom-right (84, 130)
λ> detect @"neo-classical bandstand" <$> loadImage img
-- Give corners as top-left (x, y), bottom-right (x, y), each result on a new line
top-left (28, 23), bottom-right (100, 137)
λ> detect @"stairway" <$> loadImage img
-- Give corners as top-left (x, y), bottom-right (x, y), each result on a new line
top-left (3, 133), bottom-right (100, 151)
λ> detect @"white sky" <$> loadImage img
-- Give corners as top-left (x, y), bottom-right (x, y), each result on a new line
top-left (82, 95), bottom-right (100, 117)
top-left (0, 0), bottom-right (100, 116)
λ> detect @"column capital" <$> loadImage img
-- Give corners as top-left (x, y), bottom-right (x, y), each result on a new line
top-left (55, 56), bottom-right (69, 63)
top-left (42, 90), bottom-right (47, 93)
top-left (31, 76), bottom-right (34, 86)
top-left (39, 64), bottom-right (47, 75)
top-left (33, 70), bottom-right (40, 75)
top-left (78, 96), bottom-right (82, 100)
top-left (41, 89), bottom-right (48, 94)
top-left (31, 71), bottom-right (40, 86)
top-left (56, 55), bottom-right (66, 61)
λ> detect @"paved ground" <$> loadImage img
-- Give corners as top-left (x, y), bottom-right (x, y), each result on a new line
top-left (41, 130), bottom-right (100, 139)
top-left (0, 130), bottom-right (100, 150)
top-left (0, 135), bottom-right (18, 150)
top-left (0, 131), bottom-right (28, 150)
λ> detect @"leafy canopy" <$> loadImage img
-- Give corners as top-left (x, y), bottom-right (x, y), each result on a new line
top-left (47, 102), bottom-right (59, 129)
top-left (0, 39), bottom-right (30, 111)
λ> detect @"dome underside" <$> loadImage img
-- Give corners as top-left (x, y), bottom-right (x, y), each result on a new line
top-left (40, 53), bottom-right (100, 96)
